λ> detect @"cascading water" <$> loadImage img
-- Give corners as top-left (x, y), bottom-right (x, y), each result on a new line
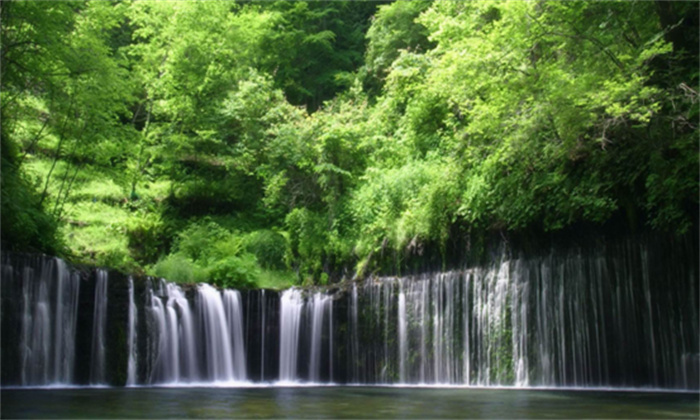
top-left (397, 281), bottom-right (407, 383)
top-left (260, 290), bottom-right (266, 381)
top-left (2, 233), bottom-right (697, 389)
top-left (223, 290), bottom-right (247, 380)
top-left (308, 293), bottom-right (331, 382)
top-left (349, 284), bottom-right (360, 382)
top-left (197, 284), bottom-right (236, 382)
top-left (14, 258), bottom-right (80, 386)
top-left (341, 239), bottom-right (698, 389)
top-left (90, 270), bottom-right (108, 385)
top-left (146, 280), bottom-right (199, 383)
top-left (277, 289), bottom-right (336, 383)
top-left (146, 280), bottom-right (171, 382)
top-left (126, 277), bottom-right (138, 386)
top-left (308, 293), bottom-right (321, 381)
top-left (145, 281), bottom-right (248, 383)
top-left (147, 280), bottom-right (247, 383)
top-left (279, 289), bottom-right (304, 382)
top-left (328, 297), bottom-right (334, 382)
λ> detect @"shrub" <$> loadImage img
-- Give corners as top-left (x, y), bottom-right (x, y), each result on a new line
top-left (208, 253), bottom-right (259, 289)
top-left (244, 229), bottom-right (289, 270)
top-left (175, 218), bottom-right (230, 261)
top-left (126, 212), bottom-right (166, 265)
top-left (152, 253), bottom-right (208, 284)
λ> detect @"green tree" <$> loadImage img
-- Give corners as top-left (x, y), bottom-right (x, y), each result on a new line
top-left (2, 0), bottom-right (695, 284)
top-left (1, 0), bottom-right (133, 252)
top-left (363, 0), bottom-right (435, 97)
top-left (257, 0), bottom-right (379, 110)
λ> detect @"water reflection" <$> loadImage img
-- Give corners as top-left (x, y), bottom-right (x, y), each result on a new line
top-left (2, 387), bottom-right (697, 419)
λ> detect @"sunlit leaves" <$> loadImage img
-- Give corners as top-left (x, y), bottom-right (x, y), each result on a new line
top-left (3, 0), bottom-right (696, 281)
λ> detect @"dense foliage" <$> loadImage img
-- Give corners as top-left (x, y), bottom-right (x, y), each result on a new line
top-left (2, 0), bottom-right (697, 287)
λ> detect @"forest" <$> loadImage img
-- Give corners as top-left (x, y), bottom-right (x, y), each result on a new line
top-left (2, 0), bottom-right (698, 289)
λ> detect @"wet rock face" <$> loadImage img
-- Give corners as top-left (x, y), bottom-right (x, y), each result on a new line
top-left (241, 289), bottom-right (281, 382)
top-left (104, 270), bottom-right (130, 386)
top-left (74, 267), bottom-right (95, 385)
top-left (1, 257), bottom-right (24, 385)
top-left (0, 256), bottom-right (133, 387)
top-left (1, 231), bottom-right (698, 389)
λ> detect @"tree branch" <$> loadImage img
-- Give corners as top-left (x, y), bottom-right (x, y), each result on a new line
top-left (526, 11), bottom-right (625, 71)
top-left (39, 95), bottom-right (76, 206)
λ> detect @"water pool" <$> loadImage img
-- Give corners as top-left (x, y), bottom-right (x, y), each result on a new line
top-left (2, 386), bottom-right (697, 418)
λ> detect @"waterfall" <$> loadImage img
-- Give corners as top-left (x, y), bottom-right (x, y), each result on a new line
top-left (126, 277), bottom-right (138, 386)
top-left (90, 270), bottom-right (108, 385)
top-left (223, 290), bottom-right (247, 380)
top-left (350, 284), bottom-right (360, 383)
top-left (17, 258), bottom-right (80, 386)
top-left (463, 274), bottom-right (471, 385)
top-left (197, 284), bottom-right (238, 382)
top-left (340, 238), bottom-right (698, 388)
top-left (397, 281), bottom-right (407, 383)
top-left (308, 293), bottom-right (329, 382)
top-left (354, 279), bottom-right (397, 383)
top-left (328, 296), bottom-right (333, 382)
top-left (175, 284), bottom-right (198, 381)
top-left (260, 290), bottom-right (266, 381)
top-left (419, 279), bottom-right (428, 383)
top-left (146, 281), bottom-right (168, 383)
top-left (384, 281), bottom-right (393, 382)
top-left (390, 272), bottom-right (464, 384)
top-left (145, 281), bottom-right (247, 384)
top-left (2, 233), bottom-right (697, 389)
top-left (147, 280), bottom-right (198, 383)
top-left (279, 289), bottom-right (303, 382)
top-left (511, 260), bottom-right (529, 387)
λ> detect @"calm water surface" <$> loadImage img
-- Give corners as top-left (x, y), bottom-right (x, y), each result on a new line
top-left (2, 386), bottom-right (698, 418)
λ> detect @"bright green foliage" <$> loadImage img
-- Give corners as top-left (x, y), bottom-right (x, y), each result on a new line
top-left (351, 157), bottom-right (460, 273)
top-left (349, 0), bottom-right (697, 272)
top-left (1, 0), bottom-right (133, 255)
top-left (410, 1), bottom-right (670, 229)
top-left (370, 1), bottom-right (695, 234)
top-left (244, 230), bottom-right (289, 271)
top-left (125, 211), bottom-right (165, 267)
top-left (1, 137), bottom-right (62, 254)
top-left (256, 1), bottom-right (380, 110)
top-left (152, 219), bottom-right (289, 289)
top-left (2, 0), bottom-right (697, 284)
top-left (364, 0), bottom-right (435, 96)
top-left (285, 207), bottom-right (331, 282)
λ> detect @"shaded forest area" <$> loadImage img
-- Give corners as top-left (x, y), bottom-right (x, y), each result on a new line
top-left (2, 0), bottom-right (697, 288)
